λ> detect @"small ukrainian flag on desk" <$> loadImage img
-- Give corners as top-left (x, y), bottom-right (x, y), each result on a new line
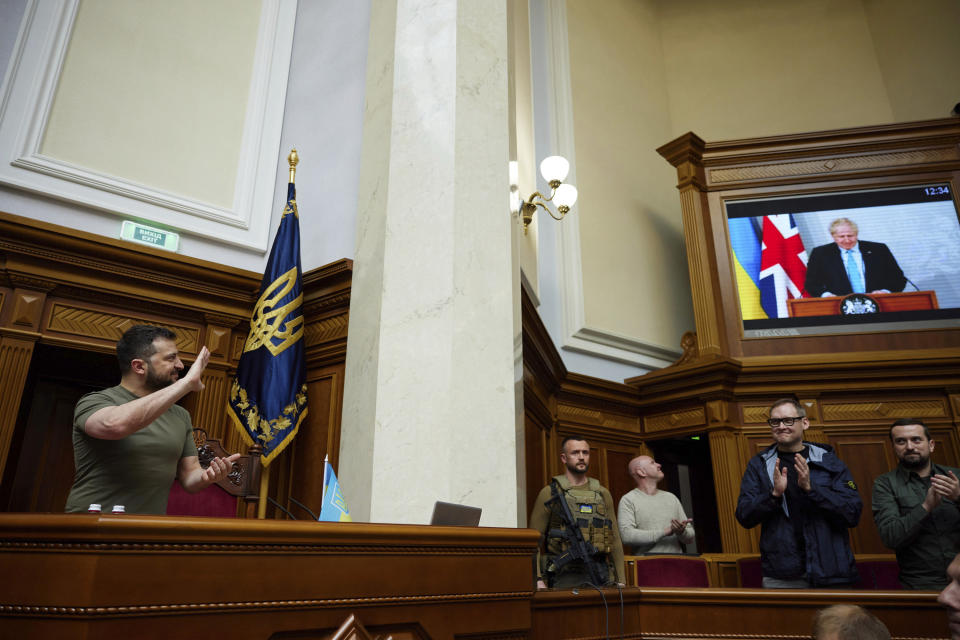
top-left (319, 456), bottom-right (352, 522)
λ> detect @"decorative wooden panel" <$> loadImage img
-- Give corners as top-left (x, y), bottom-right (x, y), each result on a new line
top-left (47, 302), bottom-right (200, 353)
top-left (708, 146), bottom-right (959, 185)
top-left (822, 400), bottom-right (947, 422)
top-left (830, 437), bottom-right (896, 554)
top-left (606, 448), bottom-right (638, 513)
top-left (0, 514), bottom-right (539, 639)
top-left (304, 312), bottom-right (349, 348)
top-left (531, 586), bottom-right (946, 640)
top-left (0, 336), bottom-right (36, 475)
top-left (645, 407), bottom-right (705, 434)
top-left (708, 430), bottom-right (753, 553)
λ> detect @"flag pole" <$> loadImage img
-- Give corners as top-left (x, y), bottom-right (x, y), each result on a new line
top-left (253, 147), bottom-right (300, 520)
top-left (321, 454), bottom-right (329, 506)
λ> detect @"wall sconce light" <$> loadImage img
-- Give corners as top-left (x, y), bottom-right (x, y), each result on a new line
top-left (517, 156), bottom-right (578, 235)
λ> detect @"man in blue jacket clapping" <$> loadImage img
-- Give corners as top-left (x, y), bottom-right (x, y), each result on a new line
top-left (736, 398), bottom-right (862, 588)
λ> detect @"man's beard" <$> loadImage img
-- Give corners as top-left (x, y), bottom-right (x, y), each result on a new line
top-left (145, 366), bottom-right (175, 391)
top-left (566, 461), bottom-right (588, 475)
top-left (900, 453), bottom-right (929, 471)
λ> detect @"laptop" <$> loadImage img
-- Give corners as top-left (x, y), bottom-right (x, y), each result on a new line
top-left (429, 501), bottom-right (482, 527)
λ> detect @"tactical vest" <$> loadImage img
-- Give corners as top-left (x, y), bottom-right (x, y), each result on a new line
top-left (544, 477), bottom-right (614, 567)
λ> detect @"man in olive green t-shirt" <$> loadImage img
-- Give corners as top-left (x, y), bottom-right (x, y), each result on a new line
top-left (65, 325), bottom-right (239, 515)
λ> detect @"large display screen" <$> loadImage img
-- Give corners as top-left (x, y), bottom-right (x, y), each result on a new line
top-left (725, 183), bottom-right (960, 338)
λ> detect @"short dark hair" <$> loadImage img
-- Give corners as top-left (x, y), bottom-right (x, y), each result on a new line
top-left (769, 397), bottom-right (805, 418)
top-left (116, 325), bottom-right (176, 373)
top-left (888, 418), bottom-right (930, 441)
top-left (812, 604), bottom-right (889, 640)
top-left (560, 435), bottom-right (589, 452)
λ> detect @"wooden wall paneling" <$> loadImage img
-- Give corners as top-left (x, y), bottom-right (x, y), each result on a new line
top-left (605, 447), bottom-right (637, 511)
top-left (708, 429), bottom-right (755, 553)
top-left (3, 380), bottom-right (78, 512)
top-left (930, 425), bottom-right (960, 467)
top-left (830, 435), bottom-right (896, 554)
top-left (660, 134), bottom-right (727, 358)
top-left (281, 367), bottom-right (344, 517)
top-left (0, 334), bottom-right (36, 480)
top-left (523, 414), bottom-right (548, 519)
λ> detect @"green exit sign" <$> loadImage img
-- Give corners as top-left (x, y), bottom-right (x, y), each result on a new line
top-left (120, 221), bottom-right (180, 252)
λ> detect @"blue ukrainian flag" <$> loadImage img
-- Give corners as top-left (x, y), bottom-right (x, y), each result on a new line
top-left (319, 459), bottom-right (352, 522)
top-left (728, 217), bottom-right (768, 321)
top-left (227, 182), bottom-right (307, 466)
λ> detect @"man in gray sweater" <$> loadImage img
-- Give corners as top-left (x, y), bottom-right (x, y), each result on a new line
top-left (618, 455), bottom-right (694, 554)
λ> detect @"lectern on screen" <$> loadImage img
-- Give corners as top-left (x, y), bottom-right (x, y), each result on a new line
top-left (724, 183), bottom-right (960, 338)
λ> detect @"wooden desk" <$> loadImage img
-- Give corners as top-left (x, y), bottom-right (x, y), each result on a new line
top-left (788, 290), bottom-right (939, 317)
top-left (0, 513), bottom-right (539, 640)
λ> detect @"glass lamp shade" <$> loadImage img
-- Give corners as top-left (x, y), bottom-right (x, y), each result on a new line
top-left (539, 156), bottom-right (570, 183)
top-left (509, 190), bottom-right (521, 214)
top-left (508, 160), bottom-right (519, 187)
top-left (553, 183), bottom-right (578, 208)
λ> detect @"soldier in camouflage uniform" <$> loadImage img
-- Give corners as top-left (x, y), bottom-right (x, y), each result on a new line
top-left (529, 436), bottom-right (625, 589)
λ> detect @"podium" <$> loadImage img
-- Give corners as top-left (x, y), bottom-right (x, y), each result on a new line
top-left (787, 291), bottom-right (939, 317)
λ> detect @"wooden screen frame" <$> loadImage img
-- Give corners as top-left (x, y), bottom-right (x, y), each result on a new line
top-left (657, 118), bottom-right (960, 360)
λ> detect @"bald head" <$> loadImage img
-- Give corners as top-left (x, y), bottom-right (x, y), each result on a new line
top-left (628, 455), bottom-right (663, 490)
top-left (629, 456), bottom-right (652, 476)
top-left (813, 605), bottom-right (889, 640)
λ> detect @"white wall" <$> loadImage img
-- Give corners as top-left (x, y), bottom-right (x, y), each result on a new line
top-left (0, 0), bottom-right (370, 273)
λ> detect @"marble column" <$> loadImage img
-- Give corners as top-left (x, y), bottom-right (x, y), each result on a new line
top-left (341, 0), bottom-right (522, 526)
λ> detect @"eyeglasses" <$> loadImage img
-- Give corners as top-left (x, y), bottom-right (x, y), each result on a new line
top-left (768, 417), bottom-right (804, 427)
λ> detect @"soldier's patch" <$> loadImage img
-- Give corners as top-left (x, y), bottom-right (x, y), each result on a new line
top-left (578, 504), bottom-right (594, 514)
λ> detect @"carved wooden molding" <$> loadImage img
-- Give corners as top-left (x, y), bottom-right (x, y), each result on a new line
top-left (742, 405), bottom-right (770, 425)
top-left (709, 146), bottom-right (958, 185)
top-left (305, 313), bottom-right (349, 347)
top-left (46, 303), bottom-right (200, 353)
top-left (7, 274), bottom-right (57, 292)
top-left (644, 408), bottom-right (705, 433)
top-left (556, 404), bottom-right (637, 433)
top-left (705, 400), bottom-right (728, 426)
top-left (0, 540), bottom-right (533, 556)
top-left (203, 313), bottom-right (243, 328)
top-left (636, 634), bottom-right (808, 639)
top-left (821, 400), bottom-right (946, 422)
top-left (10, 290), bottom-right (44, 329)
top-left (0, 590), bottom-right (532, 618)
top-left (0, 337), bottom-right (36, 475)
top-left (203, 325), bottom-right (233, 361)
top-left (708, 430), bottom-right (753, 554)
top-left (673, 331), bottom-right (700, 366)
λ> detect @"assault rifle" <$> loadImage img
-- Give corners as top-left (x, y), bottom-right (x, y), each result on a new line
top-left (544, 479), bottom-right (610, 587)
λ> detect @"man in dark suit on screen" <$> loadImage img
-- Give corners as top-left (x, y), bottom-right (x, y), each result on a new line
top-left (804, 217), bottom-right (907, 297)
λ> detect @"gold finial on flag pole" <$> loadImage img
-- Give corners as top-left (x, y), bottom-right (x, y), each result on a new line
top-left (288, 148), bottom-right (299, 183)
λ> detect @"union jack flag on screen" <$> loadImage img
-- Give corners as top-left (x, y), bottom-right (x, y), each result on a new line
top-left (759, 214), bottom-right (808, 318)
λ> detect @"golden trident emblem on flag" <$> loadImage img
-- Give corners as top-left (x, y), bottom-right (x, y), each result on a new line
top-left (243, 266), bottom-right (304, 356)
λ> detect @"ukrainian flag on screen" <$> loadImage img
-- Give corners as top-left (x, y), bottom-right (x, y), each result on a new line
top-left (728, 218), bottom-right (768, 321)
top-left (319, 460), bottom-right (352, 522)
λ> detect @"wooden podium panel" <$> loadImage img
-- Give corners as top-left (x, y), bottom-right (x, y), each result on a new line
top-left (788, 290), bottom-right (939, 317)
top-left (0, 514), bottom-right (539, 640)
top-left (532, 587), bottom-right (949, 639)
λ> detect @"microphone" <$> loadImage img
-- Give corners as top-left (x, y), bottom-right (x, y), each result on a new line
top-left (288, 496), bottom-right (319, 520)
top-left (905, 277), bottom-right (921, 292)
top-left (267, 496), bottom-right (298, 520)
